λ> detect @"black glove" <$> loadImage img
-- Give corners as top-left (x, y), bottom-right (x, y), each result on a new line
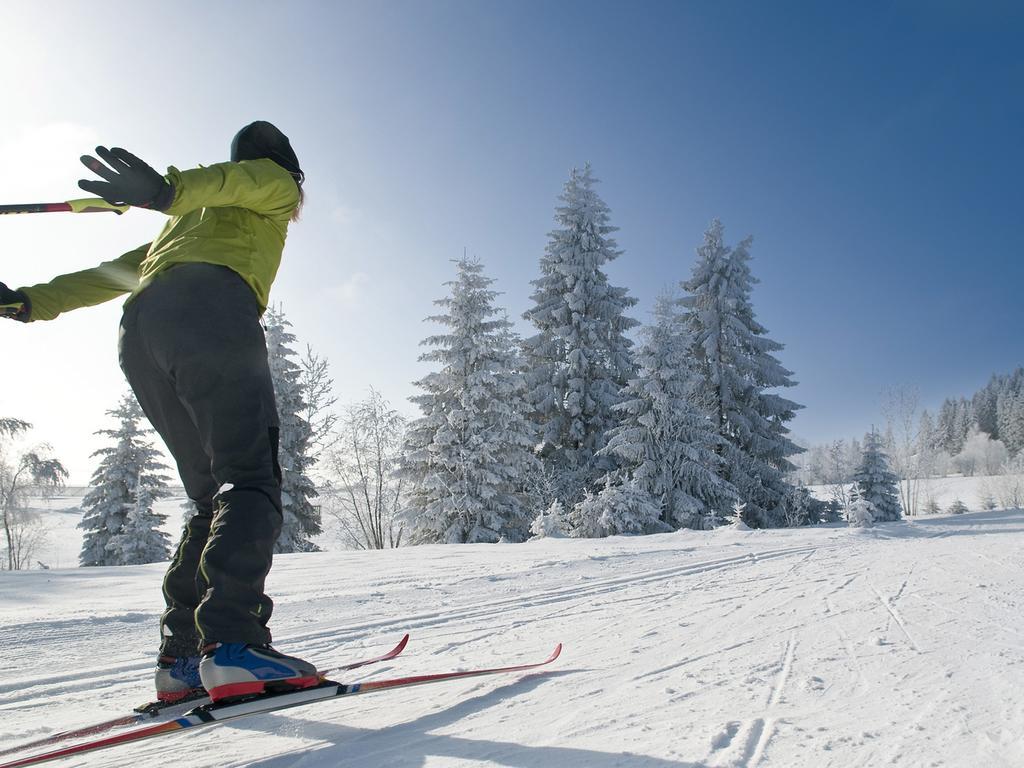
top-left (78, 146), bottom-right (175, 210)
top-left (0, 282), bottom-right (30, 322)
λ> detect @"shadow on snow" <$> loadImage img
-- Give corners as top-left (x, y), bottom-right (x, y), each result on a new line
top-left (225, 670), bottom-right (702, 768)
top-left (870, 508), bottom-right (1024, 540)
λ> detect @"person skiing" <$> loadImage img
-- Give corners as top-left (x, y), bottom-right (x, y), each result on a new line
top-left (0, 121), bottom-right (319, 704)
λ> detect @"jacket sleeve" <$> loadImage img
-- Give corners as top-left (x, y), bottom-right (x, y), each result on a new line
top-left (19, 243), bottom-right (149, 322)
top-left (163, 159), bottom-right (300, 220)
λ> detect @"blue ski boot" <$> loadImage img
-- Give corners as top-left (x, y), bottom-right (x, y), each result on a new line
top-left (155, 655), bottom-right (203, 703)
top-left (199, 643), bottom-right (319, 702)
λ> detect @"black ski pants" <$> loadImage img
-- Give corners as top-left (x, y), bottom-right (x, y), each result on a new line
top-left (118, 263), bottom-right (282, 658)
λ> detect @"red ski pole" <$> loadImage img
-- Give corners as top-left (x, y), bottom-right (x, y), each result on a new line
top-left (0, 198), bottom-right (129, 216)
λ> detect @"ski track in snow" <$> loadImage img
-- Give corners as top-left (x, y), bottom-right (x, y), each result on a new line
top-left (715, 632), bottom-right (797, 768)
top-left (871, 583), bottom-right (921, 654)
top-left (2, 510), bottom-right (1024, 767)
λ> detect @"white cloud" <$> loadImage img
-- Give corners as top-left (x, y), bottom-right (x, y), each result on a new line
top-left (330, 204), bottom-right (361, 227)
top-left (329, 271), bottom-right (371, 305)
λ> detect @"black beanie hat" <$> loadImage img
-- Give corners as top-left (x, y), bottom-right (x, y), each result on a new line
top-left (230, 121), bottom-right (304, 184)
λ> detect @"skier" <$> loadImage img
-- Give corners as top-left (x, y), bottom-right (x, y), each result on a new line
top-left (0, 121), bottom-right (319, 704)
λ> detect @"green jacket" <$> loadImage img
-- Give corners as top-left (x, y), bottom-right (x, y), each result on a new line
top-left (20, 158), bottom-right (299, 321)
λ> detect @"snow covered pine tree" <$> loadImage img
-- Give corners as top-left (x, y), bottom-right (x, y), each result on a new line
top-left (79, 393), bottom-right (172, 566)
top-left (401, 258), bottom-right (538, 543)
top-left (522, 164), bottom-right (638, 514)
top-left (600, 295), bottom-right (738, 530)
top-left (263, 306), bottom-right (322, 553)
top-left (852, 430), bottom-right (903, 522)
top-left (681, 219), bottom-right (805, 528)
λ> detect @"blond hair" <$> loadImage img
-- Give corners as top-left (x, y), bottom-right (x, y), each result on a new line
top-left (291, 181), bottom-right (305, 223)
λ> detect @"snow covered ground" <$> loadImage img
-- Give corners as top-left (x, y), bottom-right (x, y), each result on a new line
top-left (28, 473), bottom-right (1018, 572)
top-left (2, 508), bottom-right (1023, 767)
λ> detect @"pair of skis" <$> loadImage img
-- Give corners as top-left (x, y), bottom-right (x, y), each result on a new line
top-left (0, 635), bottom-right (562, 767)
top-left (0, 634), bottom-right (412, 761)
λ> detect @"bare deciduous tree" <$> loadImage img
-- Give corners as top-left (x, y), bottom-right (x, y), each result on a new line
top-left (996, 455), bottom-right (1024, 510)
top-left (300, 344), bottom-right (339, 463)
top-left (1, 419), bottom-right (68, 570)
top-left (324, 391), bottom-right (406, 549)
top-left (883, 386), bottom-right (921, 516)
top-left (825, 439), bottom-right (852, 511)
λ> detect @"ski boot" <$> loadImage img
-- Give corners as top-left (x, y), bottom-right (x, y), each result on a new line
top-left (155, 654), bottom-right (204, 703)
top-left (199, 643), bottom-right (320, 702)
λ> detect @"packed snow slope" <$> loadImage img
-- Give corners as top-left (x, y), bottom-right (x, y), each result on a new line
top-left (1, 511), bottom-right (1023, 768)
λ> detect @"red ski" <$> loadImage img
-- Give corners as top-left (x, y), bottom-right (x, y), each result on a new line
top-left (0, 634), bottom-right (409, 760)
top-left (0, 642), bottom-right (561, 768)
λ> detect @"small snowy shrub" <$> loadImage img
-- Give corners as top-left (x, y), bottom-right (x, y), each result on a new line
top-left (780, 487), bottom-right (825, 526)
top-left (948, 499), bottom-right (969, 515)
top-left (996, 457), bottom-right (1024, 509)
top-left (847, 499), bottom-right (876, 528)
top-left (822, 499), bottom-right (844, 524)
top-left (980, 494), bottom-right (997, 511)
top-left (529, 500), bottom-right (568, 539)
top-left (570, 480), bottom-right (664, 537)
top-left (689, 509), bottom-right (721, 531)
top-left (569, 491), bottom-right (602, 538)
top-left (923, 499), bottom-right (941, 515)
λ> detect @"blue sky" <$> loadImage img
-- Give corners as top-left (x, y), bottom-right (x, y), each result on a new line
top-left (1, 1), bottom-right (1022, 481)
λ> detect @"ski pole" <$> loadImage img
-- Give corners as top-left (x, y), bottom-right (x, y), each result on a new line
top-left (0, 198), bottom-right (129, 216)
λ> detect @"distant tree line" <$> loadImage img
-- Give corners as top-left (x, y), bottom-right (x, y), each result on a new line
top-left (930, 369), bottom-right (1024, 456)
top-left (799, 369), bottom-right (1024, 492)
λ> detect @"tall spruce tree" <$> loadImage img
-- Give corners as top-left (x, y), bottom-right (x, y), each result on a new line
top-left (264, 306), bottom-right (322, 553)
top-left (955, 398), bottom-right (975, 451)
top-left (998, 390), bottom-right (1024, 456)
top-left (853, 430), bottom-right (902, 522)
top-left (601, 295), bottom-right (738, 529)
top-left (681, 219), bottom-right (803, 528)
top-left (522, 164), bottom-right (638, 508)
top-left (401, 258), bottom-right (539, 543)
top-left (79, 394), bottom-right (172, 566)
top-left (937, 399), bottom-right (960, 454)
top-left (972, 379), bottom-right (1001, 439)
top-left (918, 410), bottom-right (937, 453)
